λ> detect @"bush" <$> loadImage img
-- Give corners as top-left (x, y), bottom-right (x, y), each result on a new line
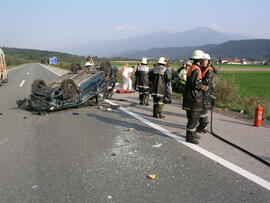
top-left (59, 62), bottom-right (72, 70)
top-left (171, 70), bottom-right (182, 92)
top-left (215, 74), bottom-right (239, 104)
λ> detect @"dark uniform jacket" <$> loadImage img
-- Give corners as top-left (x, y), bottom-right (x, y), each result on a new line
top-left (202, 65), bottom-right (216, 109)
top-left (182, 64), bottom-right (207, 111)
top-left (149, 65), bottom-right (171, 98)
top-left (135, 65), bottom-right (150, 89)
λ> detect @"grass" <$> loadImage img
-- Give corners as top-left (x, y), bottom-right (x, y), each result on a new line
top-left (218, 71), bottom-right (270, 99)
top-left (215, 71), bottom-right (270, 119)
top-left (215, 64), bottom-right (270, 68)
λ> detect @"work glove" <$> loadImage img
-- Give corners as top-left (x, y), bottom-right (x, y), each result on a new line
top-left (201, 85), bottom-right (209, 91)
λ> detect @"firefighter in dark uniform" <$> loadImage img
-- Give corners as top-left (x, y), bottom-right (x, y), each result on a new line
top-left (182, 50), bottom-right (209, 144)
top-left (197, 53), bottom-right (216, 133)
top-left (135, 58), bottom-right (150, 106)
top-left (150, 57), bottom-right (171, 119)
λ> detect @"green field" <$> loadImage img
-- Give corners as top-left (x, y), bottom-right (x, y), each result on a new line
top-left (218, 71), bottom-right (270, 99)
top-left (215, 64), bottom-right (270, 68)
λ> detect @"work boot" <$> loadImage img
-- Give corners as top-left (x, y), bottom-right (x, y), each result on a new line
top-left (193, 133), bottom-right (201, 139)
top-left (186, 138), bottom-right (199, 144)
top-left (157, 104), bottom-right (165, 118)
top-left (186, 131), bottom-right (199, 143)
top-left (186, 133), bottom-right (199, 144)
top-left (159, 113), bottom-right (165, 119)
top-left (196, 125), bottom-right (207, 133)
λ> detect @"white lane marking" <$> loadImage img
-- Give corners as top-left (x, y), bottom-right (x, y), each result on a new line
top-left (0, 138), bottom-right (8, 145)
top-left (39, 64), bottom-right (62, 76)
top-left (105, 99), bottom-right (270, 191)
top-left (19, 80), bottom-right (25, 87)
top-left (42, 63), bottom-right (270, 191)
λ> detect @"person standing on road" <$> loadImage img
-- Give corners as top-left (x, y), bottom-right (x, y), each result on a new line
top-left (150, 57), bottom-right (171, 118)
top-left (122, 63), bottom-right (134, 90)
top-left (182, 50), bottom-right (209, 144)
top-left (135, 57), bottom-right (150, 105)
top-left (196, 53), bottom-right (217, 133)
top-left (164, 64), bottom-right (173, 104)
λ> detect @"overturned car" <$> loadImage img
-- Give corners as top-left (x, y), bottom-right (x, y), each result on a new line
top-left (19, 61), bottom-right (117, 113)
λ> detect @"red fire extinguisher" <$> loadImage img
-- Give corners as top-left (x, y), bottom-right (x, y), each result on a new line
top-left (254, 104), bottom-right (263, 127)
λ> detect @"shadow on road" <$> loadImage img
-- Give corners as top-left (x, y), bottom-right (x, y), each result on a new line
top-left (86, 110), bottom-right (185, 140)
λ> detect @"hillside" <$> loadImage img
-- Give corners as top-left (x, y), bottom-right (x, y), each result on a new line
top-left (117, 39), bottom-right (270, 59)
top-left (207, 39), bottom-right (270, 59)
top-left (1, 47), bottom-right (85, 66)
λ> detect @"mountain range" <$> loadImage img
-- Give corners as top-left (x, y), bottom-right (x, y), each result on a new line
top-left (117, 39), bottom-right (270, 59)
top-left (63, 27), bottom-right (254, 57)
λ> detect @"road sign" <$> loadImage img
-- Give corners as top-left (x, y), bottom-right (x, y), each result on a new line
top-left (49, 57), bottom-right (57, 65)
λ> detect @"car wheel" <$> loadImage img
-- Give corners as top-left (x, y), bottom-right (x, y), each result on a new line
top-left (32, 79), bottom-right (46, 92)
top-left (60, 79), bottom-right (77, 100)
top-left (71, 63), bottom-right (77, 73)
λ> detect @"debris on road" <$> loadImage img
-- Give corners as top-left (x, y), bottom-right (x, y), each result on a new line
top-left (97, 105), bottom-right (104, 110)
top-left (124, 128), bottom-right (135, 131)
top-left (63, 113), bottom-right (79, 115)
top-left (16, 98), bottom-right (27, 108)
top-left (32, 185), bottom-right (38, 190)
top-left (107, 195), bottom-right (112, 200)
top-left (23, 116), bottom-right (27, 119)
top-left (106, 108), bottom-right (112, 111)
top-left (152, 143), bottom-right (162, 148)
top-left (147, 174), bottom-right (157, 179)
top-left (0, 112), bottom-right (3, 116)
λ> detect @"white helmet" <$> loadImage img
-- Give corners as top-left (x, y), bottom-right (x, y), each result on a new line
top-left (203, 53), bottom-right (211, 60)
top-left (190, 50), bottom-right (205, 60)
top-left (158, 57), bottom-right (167, 65)
top-left (141, 57), bottom-right (148, 65)
top-left (186, 60), bottom-right (192, 66)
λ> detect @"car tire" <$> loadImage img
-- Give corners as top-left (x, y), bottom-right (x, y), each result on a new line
top-left (60, 79), bottom-right (77, 100)
top-left (32, 79), bottom-right (46, 92)
top-left (71, 63), bottom-right (77, 73)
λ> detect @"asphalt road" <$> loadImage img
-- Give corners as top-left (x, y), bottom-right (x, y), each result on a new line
top-left (0, 63), bottom-right (269, 202)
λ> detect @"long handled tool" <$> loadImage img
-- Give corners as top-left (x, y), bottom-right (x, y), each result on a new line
top-left (210, 108), bottom-right (270, 167)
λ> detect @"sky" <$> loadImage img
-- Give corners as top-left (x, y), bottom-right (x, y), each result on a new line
top-left (0, 0), bottom-right (270, 51)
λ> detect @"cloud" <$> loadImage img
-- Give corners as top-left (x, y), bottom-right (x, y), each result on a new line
top-left (113, 25), bottom-right (136, 31)
top-left (206, 24), bottom-right (219, 30)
